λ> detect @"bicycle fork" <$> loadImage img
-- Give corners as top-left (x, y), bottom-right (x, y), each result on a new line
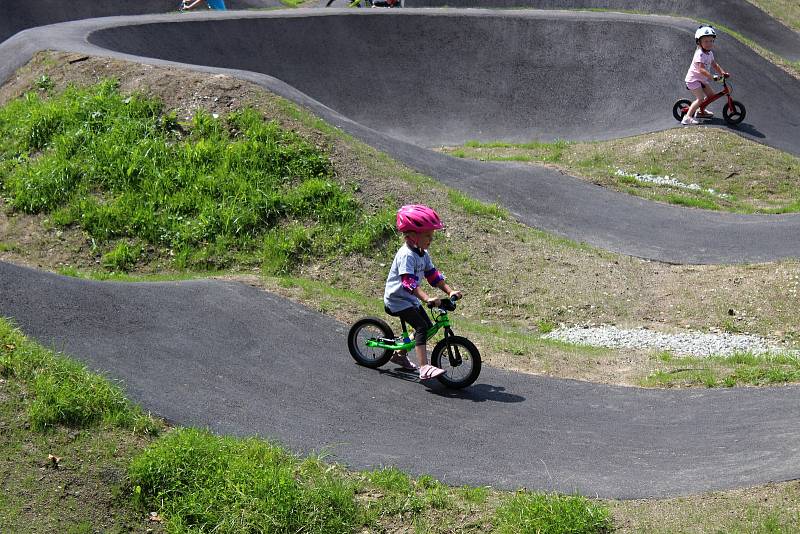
top-left (442, 327), bottom-right (464, 367)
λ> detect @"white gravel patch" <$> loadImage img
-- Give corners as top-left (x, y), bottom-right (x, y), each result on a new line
top-left (615, 169), bottom-right (728, 199)
top-left (542, 325), bottom-right (798, 358)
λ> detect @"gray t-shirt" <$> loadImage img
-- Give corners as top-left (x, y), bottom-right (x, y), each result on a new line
top-left (383, 243), bottom-right (438, 313)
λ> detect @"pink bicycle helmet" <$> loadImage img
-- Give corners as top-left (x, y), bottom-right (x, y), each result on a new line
top-left (396, 204), bottom-right (444, 233)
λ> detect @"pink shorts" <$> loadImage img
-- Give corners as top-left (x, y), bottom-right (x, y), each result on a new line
top-left (686, 80), bottom-right (707, 91)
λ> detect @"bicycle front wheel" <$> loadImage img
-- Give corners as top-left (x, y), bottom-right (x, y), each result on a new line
top-left (348, 317), bottom-right (394, 368)
top-left (723, 100), bottom-right (746, 125)
top-left (431, 335), bottom-right (481, 389)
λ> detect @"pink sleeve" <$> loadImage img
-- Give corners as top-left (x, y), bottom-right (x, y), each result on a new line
top-left (400, 273), bottom-right (418, 293)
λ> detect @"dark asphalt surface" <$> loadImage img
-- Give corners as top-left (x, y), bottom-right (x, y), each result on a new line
top-left (2, 10), bottom-right (796, 264)
top-left (399, 0), bottom-right (800, 62)
top-left (85, 10), bottom-right (800, 153)
top-left (0, 0), bottom-right (286, 44)
top-left (2, 260), bottom-right (800, 498)
top-left (2, 5), bottom-right (800, 500)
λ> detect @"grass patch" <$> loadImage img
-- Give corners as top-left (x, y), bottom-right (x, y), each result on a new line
top-left (128, 427), bottom-right (614, 533)
top-left (745, 1), bottom-right (800, 31)
top-left (642, 351), bottom-right (800, 388)
top-left (0, 318), bottom-right (160, 433)
top-left (0, 241), bottom-right (22, 253)
top-left (0, 80), bottom-right (393, 273)
top-left (447, 189), bottom-right (508, 219)
top-left (101, 241), bottom-right (142, 272)
top-left (442, 129), bottom-right (800, 214)
top-left (129, 427), bottom-right (362, 533)
top-left (494, 491), bottom-right (612, 534)
top-left (665, 194), bottom-right (720, 211)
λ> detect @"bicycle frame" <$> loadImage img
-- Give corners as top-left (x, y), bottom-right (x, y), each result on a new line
top-left (366, 306), bottom-right (453, 353)
top-left (698, 76), bottom-right (735, 114)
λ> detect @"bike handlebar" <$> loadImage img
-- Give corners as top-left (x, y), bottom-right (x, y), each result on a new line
top-left (428, 295), bottom-right (460, 311)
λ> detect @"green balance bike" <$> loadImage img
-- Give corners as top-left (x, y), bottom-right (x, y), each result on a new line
top-left (347, 296), bottom-right (481, 389)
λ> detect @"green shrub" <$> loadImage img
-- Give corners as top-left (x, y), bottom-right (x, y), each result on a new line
top-left (0, 81), bottom-right (393, 272)
top-left (129, 428), bottom-right (362, 533)
top-left (493, 491), bottom-right (612, 534)
top-left (0, 319), bottom-right (159, 433)
top-left (102, 241), bottom-right (142, 272)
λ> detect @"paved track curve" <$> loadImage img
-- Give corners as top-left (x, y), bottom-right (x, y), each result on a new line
top-left (1, 9), bottom-right (798, 264)
top-left (0, 0), bottom-right (285, 44)
top-left (2, 260), bottom-right (800, 499)
top-left (399, 0), bottom-right (800, 62)
top-left (2, 6), bottom-right (800, 500)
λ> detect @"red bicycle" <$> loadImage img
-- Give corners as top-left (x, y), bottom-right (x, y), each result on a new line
top-left (672, 74), bottom-right (746, 125)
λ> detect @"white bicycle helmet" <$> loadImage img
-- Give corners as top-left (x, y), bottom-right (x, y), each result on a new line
top-left (695, 25), bottom-right (717, 42)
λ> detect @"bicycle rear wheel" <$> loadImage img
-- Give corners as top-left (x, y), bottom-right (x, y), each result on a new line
top-left (431, 335), bottom-right (481, 389)
top-left (348, 317), bottom-right (394, 368)
top-left (672, 99), bottom-right (692, 122)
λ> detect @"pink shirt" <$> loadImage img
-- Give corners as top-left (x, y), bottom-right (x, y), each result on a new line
top-left (685, 48), bottom-right (714, 84)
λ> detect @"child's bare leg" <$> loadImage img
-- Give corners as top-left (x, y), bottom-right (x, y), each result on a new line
top-left (415, 344), bottom-right (428, 368)
top-left (685, 87), bottom-right (706, 119)
top-left (695, 85), bottom-right (715, 115)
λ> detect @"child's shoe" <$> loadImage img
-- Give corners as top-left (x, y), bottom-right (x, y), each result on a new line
top-left (419, 364), bottom-right (446, 380)
top-left (695, 109), bottom-right (714, 118)
top-left (390, 351), bottom-right (418, 370)
top-left (681, 116), bottom-right (700, 125)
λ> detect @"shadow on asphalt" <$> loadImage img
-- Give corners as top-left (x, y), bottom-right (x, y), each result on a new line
top-left (379, 367), bottom-right (526, 403)
top-left (426, 383), bottom-right (526, 403)
top-left (701, 118), bottom-right (765, 138)
top-left (732, 122), bottom-right (766, 139)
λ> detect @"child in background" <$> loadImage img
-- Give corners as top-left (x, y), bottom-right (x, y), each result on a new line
top-left (182, 0), bottom-right (226, 10)
top-left (384, 205), bottom-right (462, 380)
top-left (682, 25), bottom-right (729, 125)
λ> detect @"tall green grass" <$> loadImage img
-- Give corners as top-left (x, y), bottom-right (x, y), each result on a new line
top-left (129, 428), bottom-right (363, 533)
top-left (494, 491), bottom-right (612, 534)
top-left (0, 80), bottom-right (394, 272)
top-left (0, 318), bottom-right (159, 433)
top-left (129, 427), bottom-right (614, 533)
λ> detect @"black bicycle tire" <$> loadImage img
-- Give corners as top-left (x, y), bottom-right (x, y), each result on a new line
top-left (347, 317), bottom-right (394, 368)
top-left (431, 335), bottom-right (481, 389)
top-left (722, 100), bottom-right (746, 125)
top-left (672, 99), bottom-right (692, 122)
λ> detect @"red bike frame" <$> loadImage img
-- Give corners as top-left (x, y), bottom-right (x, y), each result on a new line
top-left (697, 74), bottom-right (734, 115)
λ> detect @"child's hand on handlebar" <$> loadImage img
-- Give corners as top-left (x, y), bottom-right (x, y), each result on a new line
top-left (448, 290), bottom-right (462, 300)
top-left (427, 297), bottom-right (442, 308)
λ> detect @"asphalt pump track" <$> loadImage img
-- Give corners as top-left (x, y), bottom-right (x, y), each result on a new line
top-left (1, 7), bottom-right (799, 499)
top-left (3, 10), bottom-right (799, 264)
top-left (3, 261), bottom-right (800, 499)
top-left (398, 0), bottom-right (800, 63)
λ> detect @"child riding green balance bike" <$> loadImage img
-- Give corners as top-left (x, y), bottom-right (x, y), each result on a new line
top-left (347, 205), bottom-right (481, 389)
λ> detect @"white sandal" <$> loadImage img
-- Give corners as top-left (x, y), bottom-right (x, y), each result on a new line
top-left (419, 365), bottom-right (446, 380)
